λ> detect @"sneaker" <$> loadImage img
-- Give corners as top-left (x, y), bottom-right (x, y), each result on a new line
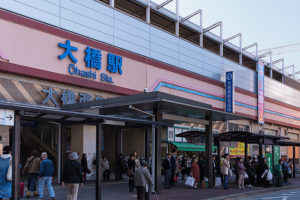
top-left (248, 184), bottom-right (253, 188)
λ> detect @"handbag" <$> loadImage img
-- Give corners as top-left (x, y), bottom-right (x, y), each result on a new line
top-left (185, 176), bottom-right (195, 187)
top-left (244, 172), bottom-right (249, 179)
top-left (228, 169), bottom-right (233, 176)
top-left (7, 157), bottom-right (12, 181)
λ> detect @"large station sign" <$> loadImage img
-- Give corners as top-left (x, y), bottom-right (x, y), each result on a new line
top-left (225, 71), bottom-right (235, 113)
top-left (58, 40), bottom-right (123, 84)
top-left (257, 60), bottom-right (265, 124)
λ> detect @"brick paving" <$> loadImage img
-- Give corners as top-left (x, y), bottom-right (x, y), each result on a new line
top-left (20, 176), bottom-right (300, 200)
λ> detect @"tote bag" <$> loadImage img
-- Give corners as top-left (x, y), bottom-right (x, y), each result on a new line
top-left (7, 157), bottom-right (12, 181)
top-left (185, 176), bottom-right (195, 187)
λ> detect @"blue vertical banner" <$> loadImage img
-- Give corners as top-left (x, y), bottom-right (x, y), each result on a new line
top-left (257, 60), bottom-right (265, 124)
top-left (225, 71), bottom-right (235, 113)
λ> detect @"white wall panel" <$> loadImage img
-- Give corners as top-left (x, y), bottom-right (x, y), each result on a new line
top-left (114, 38), bottom-right (149, 57)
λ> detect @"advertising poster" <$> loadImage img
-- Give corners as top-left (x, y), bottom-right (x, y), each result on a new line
top-left (257, 60), bottom-right (265, 124)
top-left (225, 71), bottom-right (234, 113)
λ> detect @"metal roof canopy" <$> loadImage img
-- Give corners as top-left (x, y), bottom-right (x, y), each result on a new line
top-left (276, 140), bottom-right (300, 147)
top-left (62, 92), bottom-right (251, 124)
top-left (176, 130), bottom-right (289, 145)
top-left (0, 100), bottom-right (164, 126)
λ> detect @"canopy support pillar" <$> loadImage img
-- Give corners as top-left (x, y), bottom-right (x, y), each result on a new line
top-left (96, 123), bottom-right (103, 200)
top-left (115, 127), bottom-right (122, 180)
top-left (154, 103), bottom-right (162, 193)
top-left (12, 111), bottom-right (21, 200)
top-left (293, 144), bottom-right (296, 178)
top-left (205, 111), bottom-right (213, 188)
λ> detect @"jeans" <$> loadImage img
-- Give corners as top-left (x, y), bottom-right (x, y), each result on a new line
top-left (67, 183), bottom-right (79, 200)
top-left (39, 177), bottom-right (55, 198)
top-left (28, 173), bottom-right (39, 192)
top-left (224, 174), bottom-right (229, 189)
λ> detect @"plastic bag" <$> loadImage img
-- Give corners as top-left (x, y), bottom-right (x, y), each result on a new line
top-left (267, 169), bottom-right (273, 181)
top-left (245, 172), bottom-right (249, 179)
top-left (185, 176), bottom-right (195, 187)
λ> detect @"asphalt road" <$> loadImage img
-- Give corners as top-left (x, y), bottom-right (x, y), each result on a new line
top-left (232, 188), bottom-right (300, 200)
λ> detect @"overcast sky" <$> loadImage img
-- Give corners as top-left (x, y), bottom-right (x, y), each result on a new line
top-left (152, 0), bottom-right (300, 79)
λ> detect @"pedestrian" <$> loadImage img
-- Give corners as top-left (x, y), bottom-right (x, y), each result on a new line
top-left (275, 159), bottom-right (283, 187)
top-left (101, 156), bottom-right (110, 181)
top-left (234, 157), bottom-right (239, 185)
top-left (288, 160), bottom-right (293, 178)
top-left (244, 156), bottom-right (255, 187)
top-left (24, 150), bottom-right (41, 199)
top-left (62, 152), bottom-right (84, 200)
top-left (213, 155), bottom-right (217, 187)
top-left (197, 156), bottom-right (206, 183)
top-left (38, 152), bottom-right (55, 200)
top-left (237, 157), bottom-right (246, 189)
top-left (134, 160), bottom-right (152, 200)
top-left (81, 153), bottom-right (90, 182)
top-left (174, 157), bottom-right (181, 184)
top-left (180, 157), bottom-right (187, 180)
top-left (0, 146), bottom-right (12, 200)
top-left (128, 154), bottom-right (136, 192)
top-left (221, 154), bottom-right (230, 189)
top-left (191, 157), bottom-right (200, 189)
top-left (261, 158), bottom-right (270, 187)
top-left (170, 150), bottom-right (177, 186)
top-left (133, 151), bottom-right (141, 169)
top-left (282, 157), bottom-right (289, 184)
top-left (162, 153), bottom-right (172, 189)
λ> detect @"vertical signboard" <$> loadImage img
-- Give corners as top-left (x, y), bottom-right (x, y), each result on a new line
top-left (257, 60), bottom-right (265, 124)
top-left (225, 71), bottom-right (234, 113)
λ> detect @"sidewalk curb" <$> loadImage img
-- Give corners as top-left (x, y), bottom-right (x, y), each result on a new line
top-left (206, 184), bottom-right (300, 200)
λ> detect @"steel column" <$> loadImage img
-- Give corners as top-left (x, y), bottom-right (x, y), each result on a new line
top-left (145, 126), bottom-right (150, 162)
top-left (96, 123), bottom-right (103, 200)
top-left (244, 141), bottom-right (248, 159)
top-left (293, 144), bottom-right (296, 178)
top-left (12, 111), bottom-right (21, 200)
top-left (154, 103), bottom-right (162, 193)
top-left (146, 0), bottom-right (151, 24)
top-left (271, 144), bottom-right (275, 184)
top-left (205, 111), bottom-right (213, 188)
top-left (60, 125), bottom-right (67, 184)
top-left (115, 127), bottom-right (122, 180)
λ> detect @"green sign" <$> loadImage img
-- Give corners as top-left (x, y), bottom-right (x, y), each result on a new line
top-left (266, 145), bottom-right (280, 173)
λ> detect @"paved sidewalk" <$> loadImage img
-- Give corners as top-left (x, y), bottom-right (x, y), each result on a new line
top-left (20, 176), bottom-right (300, 200)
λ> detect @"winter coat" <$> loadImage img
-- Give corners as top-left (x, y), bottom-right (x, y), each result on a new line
top-left (63, 160), bottom-right (83, 184)
top-left (24, 156), bottom-right (41, 174)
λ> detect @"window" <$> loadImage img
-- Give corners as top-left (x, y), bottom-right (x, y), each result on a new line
top-left (228, 123), bottom-right (250, 132)
top-left (264, 129), bottom-right (278, 136)
top-left (287, 132), bottom-right (299, 141)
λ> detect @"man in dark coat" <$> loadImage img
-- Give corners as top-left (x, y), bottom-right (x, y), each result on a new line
top-left (162, 153), bottom-right (172, 189)
top-left (170, 151), bottom-right (177, 186)
top-left (62, 152), bottom-right (83, 200)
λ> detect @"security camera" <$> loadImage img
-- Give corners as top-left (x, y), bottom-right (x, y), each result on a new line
top-left (144, 88), bottom-right (149, 93)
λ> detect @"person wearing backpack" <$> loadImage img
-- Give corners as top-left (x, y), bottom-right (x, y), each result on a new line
top-left (62, 152), bottom-right (84, 200)
top-left (24, 150), bottom-right (41, 199)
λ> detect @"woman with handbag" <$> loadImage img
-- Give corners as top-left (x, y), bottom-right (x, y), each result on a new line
top-left (191, 157), bottom-right (200, 189)
top-left (0, 146), bottom-right (12, 200)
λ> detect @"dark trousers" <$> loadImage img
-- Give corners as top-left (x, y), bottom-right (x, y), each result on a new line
top-left (170, 170), bottom-right (175, 186)
top-left (164, 169), bottom-right (171, 188)
top-left (136, 186), bottom-right (145, 200)
top-left (283, 171), bottom-right (288, 183)
top-left (27, 173), bottom-right (39, 192)
top-left (103, 169), bottom-right (110, 180)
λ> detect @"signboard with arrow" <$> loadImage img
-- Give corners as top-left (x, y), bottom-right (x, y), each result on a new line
top-left (0, 109), bottom-right (14, 126)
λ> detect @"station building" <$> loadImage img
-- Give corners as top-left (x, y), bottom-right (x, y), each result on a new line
top-left (0, 0), bottom-right (300, 198)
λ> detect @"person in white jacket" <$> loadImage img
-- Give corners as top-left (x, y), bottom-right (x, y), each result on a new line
top-left (221, 154), bottom-right (230, 189)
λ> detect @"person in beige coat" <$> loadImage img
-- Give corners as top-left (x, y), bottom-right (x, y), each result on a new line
top-left (221, 154), bottom-right (230, 189)
top-left (24, 150), bottom-right (41, 199)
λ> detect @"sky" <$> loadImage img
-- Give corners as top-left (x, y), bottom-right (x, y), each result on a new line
top-left (152, 0), bottom-right (300, 79)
